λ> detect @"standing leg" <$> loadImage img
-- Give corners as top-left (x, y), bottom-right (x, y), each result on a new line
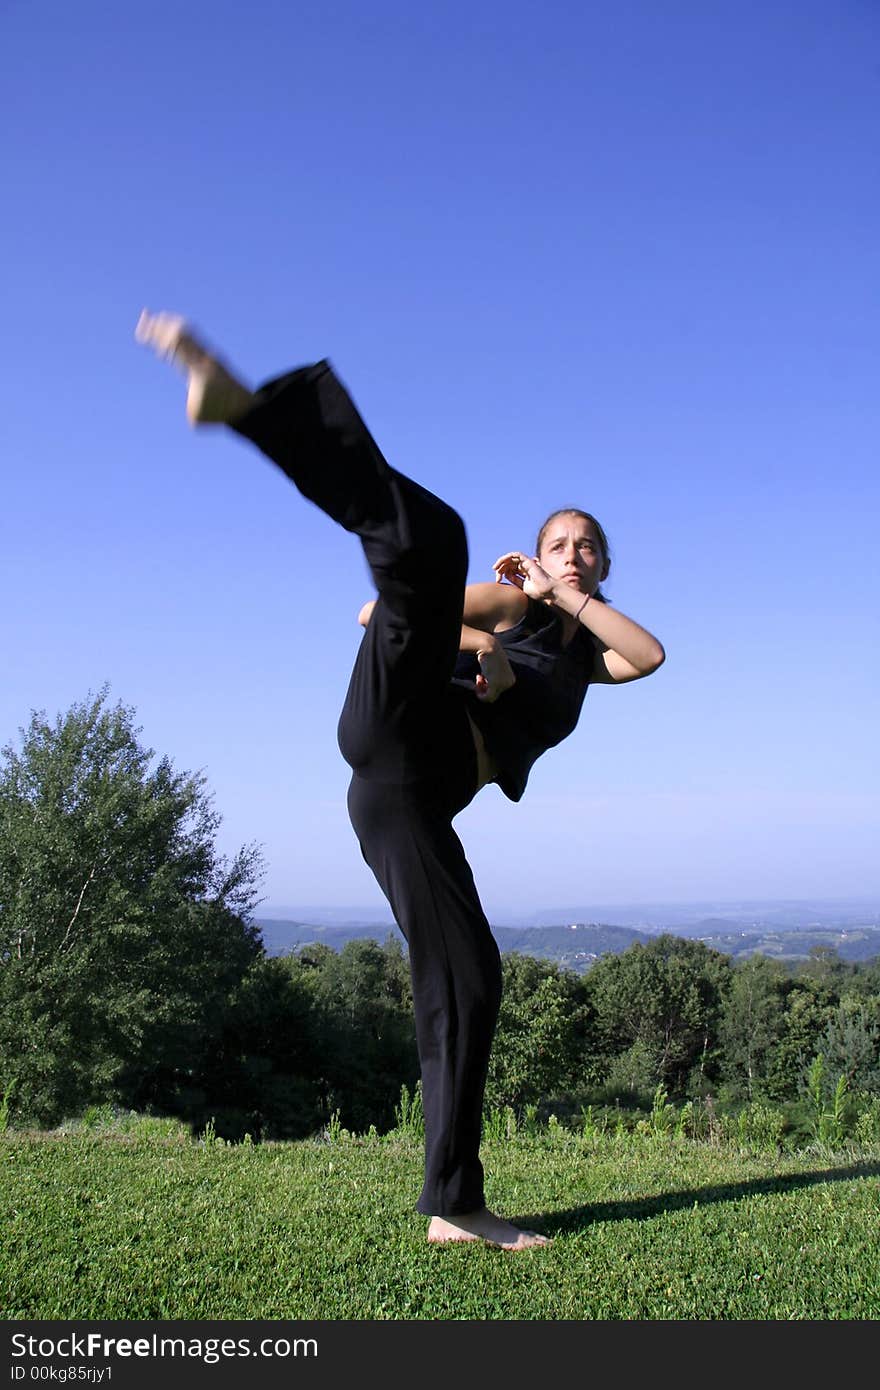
top-left (346, 771), bottom-right (501, 1216)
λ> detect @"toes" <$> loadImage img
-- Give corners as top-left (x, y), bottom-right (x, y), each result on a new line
top-left (134, 308), bottom-right (153, 343)
top-left (134, 308), bottom-right (188, 360)
top-left (499, 1228), bottom-right (551, 1250)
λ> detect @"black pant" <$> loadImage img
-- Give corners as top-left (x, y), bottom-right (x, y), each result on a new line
top-left (232, 363), bottom-right (502, 1216)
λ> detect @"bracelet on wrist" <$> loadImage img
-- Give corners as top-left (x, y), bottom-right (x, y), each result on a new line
top-left (574, 594), bottom-right (591, 622)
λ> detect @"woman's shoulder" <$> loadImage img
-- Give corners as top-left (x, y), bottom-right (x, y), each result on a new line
top-left (463, 582), bottom-right (529, 633)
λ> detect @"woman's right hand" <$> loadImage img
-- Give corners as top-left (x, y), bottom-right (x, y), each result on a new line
top-left (492, 552), bottom-right (555, 603)
top-left (474, 644), bottom-right (516, 703)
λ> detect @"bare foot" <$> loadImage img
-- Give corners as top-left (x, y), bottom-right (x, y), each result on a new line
top-left (134, 309), bottom-right (255, 425)
top-left (427, 1208), bottom-right (551, 1251)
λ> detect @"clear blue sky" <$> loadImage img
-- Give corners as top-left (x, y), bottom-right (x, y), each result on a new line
top-left (2, 0), bottom-right (878, 920)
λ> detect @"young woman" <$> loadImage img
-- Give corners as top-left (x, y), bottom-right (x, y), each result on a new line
top-left (135, 310), bottom-right (665, 1250)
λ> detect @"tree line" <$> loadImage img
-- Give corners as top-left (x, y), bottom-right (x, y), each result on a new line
top-left (1, 691), bottom-right (878, 1140)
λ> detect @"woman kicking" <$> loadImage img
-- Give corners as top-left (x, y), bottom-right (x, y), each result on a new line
top-left (135, 310), bottom-right (665, 1250)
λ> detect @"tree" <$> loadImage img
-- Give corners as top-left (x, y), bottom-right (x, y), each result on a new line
top-left (819, 994), bottom-right (880, 1095)
top-left (485, 953), bottom-right (593, 1114)
top-left (0, 688), bottom-right (264, 1124)
top-left (762, 977), bottom-right (838, 1101)
top-left (798, 945), bottom-right (848, 985)
top-left (718, 954), bottom-right (787, 1101)
top-left (586, 935), bottom-right (732, 1099)
top-left (198, 953), bottom-right (330, 1140)
top-left (302, 935), bottom-right (419, 1132)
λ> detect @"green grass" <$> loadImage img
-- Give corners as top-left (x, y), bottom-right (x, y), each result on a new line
top-left (2, 1120), bottom-right (879, 1320)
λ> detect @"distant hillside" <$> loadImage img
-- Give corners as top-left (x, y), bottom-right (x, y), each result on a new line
top-left (256, 920), bottom-right (398, 955)
top-left (515, 902), bottom-right (880, 935)
top-left (493, 923), bottom-right (651, 968)
top-left (697, 928), bottom-right (880, 964)
top-left (255, 917), bottom-right (880, 973)
top-left (255, 918), bottom-right (649, 965)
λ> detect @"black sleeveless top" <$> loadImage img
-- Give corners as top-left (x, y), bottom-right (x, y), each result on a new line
top-left (451, 596), bottom-right (596, 802)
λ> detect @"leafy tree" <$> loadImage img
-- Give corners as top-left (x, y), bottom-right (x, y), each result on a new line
top-left (303, 935), bottom-right (419, 1132)
top-left (762, 977), bottom-right (838, 1101)
top-left (846, 958), bottom-right (880, 999)
top-left (198, 954), bottom-right (329, 1139)
top-left (0, 688), bottom-right (264, 1124)
top-left (818, 994), bottom-right (880, 1095)
top-left (485, 953), bottom-right (593, 1114)
top-left (586, 935), bottom-right (732, 1099)
top-left (718, 954), bottom-right (787, 1101)
top-left (797, 945), bottom-right (848, 985)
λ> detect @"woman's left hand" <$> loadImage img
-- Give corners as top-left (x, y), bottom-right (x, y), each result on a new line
top-left (474, 644), bottom-right (517, 703)
top-left (492, 552), bottom-right (555, 603)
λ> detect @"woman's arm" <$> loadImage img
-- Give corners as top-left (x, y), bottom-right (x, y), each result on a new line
top-left (461, 581), bottom-right (528, 635)
top-left (490, 556), bottom-right (664, 684)
top-left (358, 583), bottom-right (525, 633)
top-left (573, 599), bottom-right (665, 683)
top-left (553, 582), bottom-right (664, 683)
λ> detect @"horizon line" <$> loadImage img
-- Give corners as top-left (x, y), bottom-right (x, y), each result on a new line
top-left (256, 892), bottom-right (880, 921)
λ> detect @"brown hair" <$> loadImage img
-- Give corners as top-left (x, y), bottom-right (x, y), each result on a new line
top-left (535, 508), bottom-right (611, 603)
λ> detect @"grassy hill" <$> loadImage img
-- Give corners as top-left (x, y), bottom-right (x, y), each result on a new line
top-left (3, 1119), bottom-right (879, 1320)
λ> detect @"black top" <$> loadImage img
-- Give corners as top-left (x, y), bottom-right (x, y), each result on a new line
top-left (451, 596), bottom-right (596, 802)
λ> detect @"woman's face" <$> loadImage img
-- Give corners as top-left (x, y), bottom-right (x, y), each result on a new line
top-left (537, 513), bottom-right (608, 595)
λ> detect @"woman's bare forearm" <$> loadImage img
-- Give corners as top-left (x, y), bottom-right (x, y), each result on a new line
top-left (460, 623), bottom-right (499, 656)
top-left (549, 582), bottom-right (665, 674)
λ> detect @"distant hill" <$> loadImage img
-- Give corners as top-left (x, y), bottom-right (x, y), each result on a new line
top-left (255, 918), bottom-right (649, 966)
top-left (256, 920), bottom-right (398, 956)
top-left (696, 928), bottom-right (880, 965)
top-left (260, 897), bottom-right (880, 934)
top-left (255, 916), bottom-right (880, 972)
top-left (507, 900), bottom-right (880, 935)
top-left (493, 923), bottom-right (651, 968)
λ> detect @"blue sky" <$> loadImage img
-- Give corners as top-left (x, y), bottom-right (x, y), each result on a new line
top-left (2, 0), bottom-right (878, 920)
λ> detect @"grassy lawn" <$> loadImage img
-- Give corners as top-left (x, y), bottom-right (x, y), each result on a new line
top-left (3, 1123), bottom-right (879, 1321)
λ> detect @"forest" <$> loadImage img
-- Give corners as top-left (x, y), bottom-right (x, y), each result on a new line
top-left (2, 691), bottom-right (878, 1145)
